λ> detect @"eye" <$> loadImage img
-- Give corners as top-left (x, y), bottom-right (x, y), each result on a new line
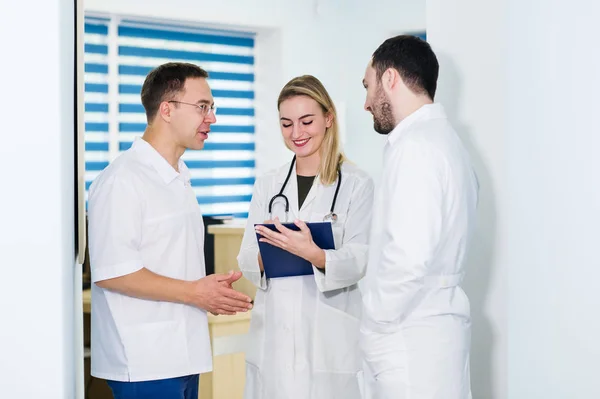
top-left (302, 121), bottom-right (313, 126)
top-left (282, 123), bottom-right (292, 128)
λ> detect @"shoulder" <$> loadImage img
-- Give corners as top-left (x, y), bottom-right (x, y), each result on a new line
top-left (391, 127), bottom-right (449, 168)
top-left (254, 161), bottom-right (293, 186)
top-left (340, 160), bottom-right (374, 191)
top-left (340, 161), bottom-right (370, 180)
top-left (88, 150), bottom-right (144, 198)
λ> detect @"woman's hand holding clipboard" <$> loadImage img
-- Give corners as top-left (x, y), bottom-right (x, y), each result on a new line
top-left (254, 217), bottom-right (333, 278)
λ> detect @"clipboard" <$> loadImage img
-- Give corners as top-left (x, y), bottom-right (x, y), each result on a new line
top-left (255, 222), bottom-right (335, 279)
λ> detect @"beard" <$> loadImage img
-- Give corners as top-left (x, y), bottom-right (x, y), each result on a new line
top-left (372, 85), bottom-right (396, 135)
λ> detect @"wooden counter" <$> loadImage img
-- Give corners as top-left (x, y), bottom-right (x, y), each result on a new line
top-left (208, 223), bottom-right (256, 300)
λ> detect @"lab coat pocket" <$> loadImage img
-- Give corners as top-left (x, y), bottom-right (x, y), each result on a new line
top-left (357, 370), bottom-right (365, 399)
top-left (244, 291), bottom-right (266, 366)
top-left (120, 320), bottom-right (187, 379)
top-left (243, 361), bottom-right (263, 399)
top-left (313, 302), bottom-right (360, 373)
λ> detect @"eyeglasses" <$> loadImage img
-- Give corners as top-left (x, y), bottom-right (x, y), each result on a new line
top-left (168, 100), bottom-right (217, 116)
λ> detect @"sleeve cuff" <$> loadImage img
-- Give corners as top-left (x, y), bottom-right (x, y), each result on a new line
top-left (91, 259), bottom-right (144, 283)
top-left (312, 250), bottom-right (334, 292)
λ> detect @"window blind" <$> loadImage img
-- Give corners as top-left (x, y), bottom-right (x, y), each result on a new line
top-left (83, 15), bottom-right (256, 218)
top-left (83, 16), bottom-right (111, 201)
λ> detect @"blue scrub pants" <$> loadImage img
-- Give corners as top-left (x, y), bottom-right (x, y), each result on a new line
top-left (107, 374), bottom-right (199, 399)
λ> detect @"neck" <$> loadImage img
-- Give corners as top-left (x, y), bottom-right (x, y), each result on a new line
top-left (295, 152), bottom-right (320, 176)
top-left (142, 126), bottom-right (185, 172)
top-left (394, 95), bottom-right (433, 126)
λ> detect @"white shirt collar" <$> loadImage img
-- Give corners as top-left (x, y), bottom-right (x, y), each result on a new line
top-left (387, 103), bottom-right (447, 146)
top-left (131, 137), bottom-right (189, 185)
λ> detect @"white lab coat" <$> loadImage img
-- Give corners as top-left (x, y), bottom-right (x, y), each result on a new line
top-left (237, 160), bottom-right (374, 399)
top-left (359, 104), bottom-right (478, 399)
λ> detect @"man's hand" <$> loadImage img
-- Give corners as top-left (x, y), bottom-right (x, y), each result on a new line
top-left (188, 271), bottom-right (253, 315)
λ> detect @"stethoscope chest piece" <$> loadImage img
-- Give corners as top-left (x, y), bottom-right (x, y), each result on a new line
top-left (323, 212), bottom-right (338, 224)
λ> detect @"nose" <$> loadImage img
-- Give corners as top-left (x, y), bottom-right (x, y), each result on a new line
top-left (290, 123), bottom-right (303, 139)
top-left (364, 99), bottom-right (370, 112)
top-left (205, 110), bottom-right (217, 124)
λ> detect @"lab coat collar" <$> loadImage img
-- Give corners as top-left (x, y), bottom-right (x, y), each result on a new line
top-left (387, 103), bottom-right (447, 146)
top-left (132, 137), bottom-right (189, 185)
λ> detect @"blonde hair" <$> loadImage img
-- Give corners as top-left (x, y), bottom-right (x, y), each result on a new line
top-left (277, 75), bottom-right (346, 186)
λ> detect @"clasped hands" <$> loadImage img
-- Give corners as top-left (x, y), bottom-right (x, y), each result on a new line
top-left (189, 270), bottom-right (253, 316)
top-left (255, 217), bottom-right (325, 269)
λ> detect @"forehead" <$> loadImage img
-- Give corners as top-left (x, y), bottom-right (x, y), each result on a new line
top-left (181, 77), bottom-right (212, 101)
top-left (279, 95), bottom-right (321, 116)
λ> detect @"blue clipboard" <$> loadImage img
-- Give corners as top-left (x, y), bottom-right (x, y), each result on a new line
top-left (255, 222), bottom-right (335, 279)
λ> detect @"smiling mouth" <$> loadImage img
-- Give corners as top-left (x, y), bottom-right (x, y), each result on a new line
top-left (197, 130), bottom-right (210, 138)
top-left (292, 138), bottom-right (310, 147)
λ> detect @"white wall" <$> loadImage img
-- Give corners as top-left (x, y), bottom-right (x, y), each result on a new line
top-left (0, 0), bottom-right (77, 397)
top-left (427, 1), bottom-right (507, 397)
top-left (430, 0), bottom-right (600, 398)
top-left (506, 1), bottom-right (600, 397)
top-left (85, 0), bottom-right (426, 183)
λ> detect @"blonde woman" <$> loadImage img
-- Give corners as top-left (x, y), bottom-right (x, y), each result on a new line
top-left (237, 75), bottom-right (374, 399)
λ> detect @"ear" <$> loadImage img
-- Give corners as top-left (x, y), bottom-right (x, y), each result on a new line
top-left (158, 101), bottom-right (172, 122)
top-left (381, 68), bottom-right (399, 93)
top-left (325, 112), bottom-right (334, 128)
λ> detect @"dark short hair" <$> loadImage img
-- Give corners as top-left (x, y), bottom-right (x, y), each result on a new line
top-left (372, 35), bottom-right (439, 100)
top-left (140, 62), bottom-right (209, 122)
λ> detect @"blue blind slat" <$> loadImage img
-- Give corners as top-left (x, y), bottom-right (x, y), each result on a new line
top-left (86, 122), bottom-right (109, 132)
top-left (213, 89), bottom-right (254, 99)
top-left (85, 142), bottom-right (109, 151)
top-left (86, 161), bottom-right (109, 171)
top-left (185, 160), bottom-right (255, 169)
top-left (118, 103), bottom-right (253, 116)
top-left (84, 23), bottom-right (108, 35)
top-left (208, 72), bottom-right (254, 82)
top-left (119, 65), bottom-right (254, 82)
top-left (85, 43), bottom-right (109, 55)
top-left (118, 25), bottom-right (254, 48)
top-left (85, 63), bottom-right (109, 74)
top-left (216, 212), bottom-right (249, 219)
top-left (218, 107), bottom-right (255, 116)
top-left (87, 178), bottom-right (255, 191)
top-left (118, 46), bottom-right (254, 65)
top-left (85, 83), bottom-right (108, 93)
top-left (119, 141), bottom-right (254, 151)
top-left (190, 177), bottom-right (255, 186)
top-left (118, 84), bottom-right (254, 99)
top-left (118, 123), bottom-right (254, 134)
top-left (85, 103), bottom-right (109, 113)
top-left (119, 103), bottom-right (145, 113)
top-left (196, 195), bottom-right (253, 205)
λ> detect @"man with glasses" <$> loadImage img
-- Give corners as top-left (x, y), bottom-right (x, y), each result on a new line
top-left (87, 62), bottom-right (253, 399)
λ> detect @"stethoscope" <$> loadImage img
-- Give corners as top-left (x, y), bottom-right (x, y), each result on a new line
top-left (268, 156), bottom-right (342, 224)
